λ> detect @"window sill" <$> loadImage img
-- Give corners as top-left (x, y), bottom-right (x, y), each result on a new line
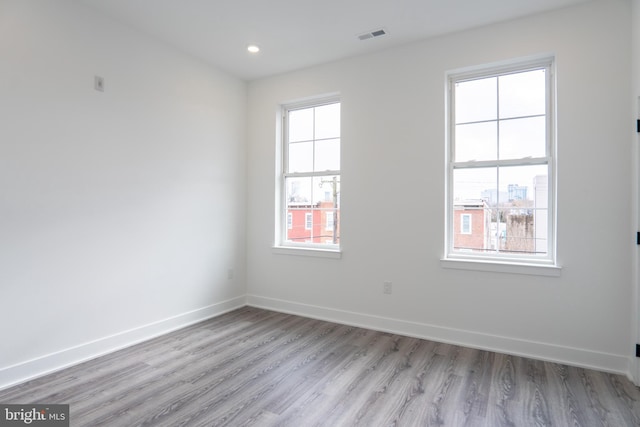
top-left (440, 257), bottom-right (561, 277)
top-left (273, 246), bottom-right (342, 259)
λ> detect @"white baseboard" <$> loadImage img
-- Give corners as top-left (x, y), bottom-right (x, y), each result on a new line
top-left (247, 294), bottom-right (631, 377)
top-left (0, 296), bottom-right (246, 391)
top-left (2, 294), bottom-right (631, 392)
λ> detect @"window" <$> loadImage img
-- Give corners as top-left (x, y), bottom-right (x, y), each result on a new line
top-left (305, 213), bottom-right (312, 230)
top-left (446, 58), bottom-right (555, 266)
top-left (278, 97), bottom-right (341, 250)
top-left (287, 213), bottom-right (293, 230)
top-left (325, 211), bottom-right (334, 231)
top-left (461, 214), bottom-right (472, 235)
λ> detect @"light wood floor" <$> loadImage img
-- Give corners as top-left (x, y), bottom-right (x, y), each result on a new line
top-left (1, 307), bottom-right (639, 426)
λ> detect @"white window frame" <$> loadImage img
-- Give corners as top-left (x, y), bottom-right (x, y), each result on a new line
top-left (274, 95), bottom-right (341, 257)
top-left (443, 56), bottom-right (559, 274)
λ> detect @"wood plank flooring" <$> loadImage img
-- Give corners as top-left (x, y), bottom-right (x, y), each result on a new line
top-left (1, 307), bottom-right (639, 426)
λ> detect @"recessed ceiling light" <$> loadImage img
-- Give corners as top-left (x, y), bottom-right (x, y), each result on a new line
top-left (247, 45), bottom-right (260, 53)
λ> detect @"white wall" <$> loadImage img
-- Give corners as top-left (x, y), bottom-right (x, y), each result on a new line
top-left (247, 0), bottom-right (633, 375)
top-left (0, 0), bottom-right (247, 388)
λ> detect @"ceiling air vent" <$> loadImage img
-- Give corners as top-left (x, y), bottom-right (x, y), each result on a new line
top-left (358, 28), bottom-right (387, 41)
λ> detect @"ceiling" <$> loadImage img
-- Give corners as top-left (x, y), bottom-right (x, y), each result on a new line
top-left (78, 0), bottom-right (592, 81)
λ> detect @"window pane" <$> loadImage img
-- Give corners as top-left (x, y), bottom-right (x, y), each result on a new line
top-left (496, 168), bottom-right (548, 256)
top-left (453, 167), bottom-right (496, 203)
top-left (285, 177), bottom-right (313, 243)
top-left (285, 176), bottom-right (312, 205)
top-left (314, 138), bottom-right (340, 171)
top-left (455, 122), bottom-right (497, 162)
top-left (498, 164), bottom-right (548, 206)
top-left (314, 175), bottom-right (339, 244)
top-left (288, 141), bottom-right (313, 173)
top-left (498, 208), bottom-right (547, 256)
top-left (455, 77), bottom-right (497, 124)
top-left (313, 175), bottom-right (340, 205)
top-left (499, 116), bottom-right (546, 160)
top-left (499, 69), bottom-right (546, 119)
top-left (315, 103), bottom-right (340, 140)
top-left (284, 176), bottom-right (340, 245)
top-left (288, 108), bottom-right (314, 142)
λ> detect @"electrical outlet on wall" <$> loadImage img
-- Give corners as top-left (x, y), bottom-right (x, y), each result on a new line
top-left (94, 75), bottom-right (104, 92)
top-left (383, 281), bottom-right (392, 294)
